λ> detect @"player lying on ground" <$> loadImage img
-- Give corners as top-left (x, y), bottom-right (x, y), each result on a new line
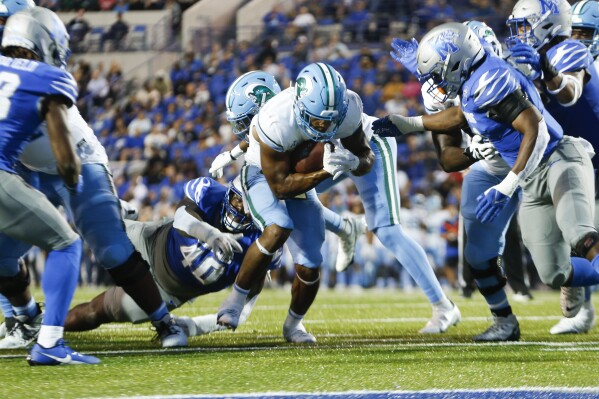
top-left (64, 176), bottom-right (277, 336)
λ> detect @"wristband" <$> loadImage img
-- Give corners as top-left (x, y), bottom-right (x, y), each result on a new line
top-left (546, 74), bottom-right (567, 95)
top-left (230, 145), bottom-right (244, 160)
top-left (495, 171), bottom-right (520, 198)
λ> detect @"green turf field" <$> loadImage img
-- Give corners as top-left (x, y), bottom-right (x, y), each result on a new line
top-left (1, 287), bottom-right (598, 398)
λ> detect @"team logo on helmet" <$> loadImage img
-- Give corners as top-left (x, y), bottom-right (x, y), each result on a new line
top-left (295, 76), bottom-right (313, 99)
top-left (431, 30), bottom-right (460, 58)
top-left (541, 0), bottom-right (560, 13)
top-left (245, 83), bottom-right (276, 107)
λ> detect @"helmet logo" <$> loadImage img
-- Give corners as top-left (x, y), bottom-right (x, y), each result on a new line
top-left (541, 0), bottom-right (560, 14)
top-left (431, 30), bottom-right (460, 58)
top-left (245, 83), bottom-right (276, 107)
top-left (295, 76), bottom-right (313, 99)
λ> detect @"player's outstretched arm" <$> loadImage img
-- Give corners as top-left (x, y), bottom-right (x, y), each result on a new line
top-left (373, 107), bottom-right (468, 137)
top-left (209, 141), bottom-right (249, 179)
top-left (44, 97), bottom-right (81, 190)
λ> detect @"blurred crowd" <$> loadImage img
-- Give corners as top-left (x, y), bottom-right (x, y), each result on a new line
top-left (45, 0), bottom-right (536, 290)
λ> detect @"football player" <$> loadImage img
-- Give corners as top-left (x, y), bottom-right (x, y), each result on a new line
top-left (0, 8), bottom-right (98, 365)
top-left (373, 22), bottom-right (599, 318)
top-left (64, 177), bottom-right (274, 336)
top-left (506, 0), bottom-right (597, 334)
top-left (0, 8), bottom-right (187, 352)
top-left (211, 70), bottom-right (366, 274)
top-left (212, 70), bottom-right (461, 335)
top-left (217, 63), bottom-right (375, 343)
top-left (389, 21), bottom-right (521, 342)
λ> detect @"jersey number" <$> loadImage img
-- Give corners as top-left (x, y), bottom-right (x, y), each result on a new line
top-left (0, 72), bottom-right (21, 120)
top-left (180, 244), bottom-right (226, 285)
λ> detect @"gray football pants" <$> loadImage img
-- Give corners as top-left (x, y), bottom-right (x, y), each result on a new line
top-left (519, 136), bottom-right (596, 288)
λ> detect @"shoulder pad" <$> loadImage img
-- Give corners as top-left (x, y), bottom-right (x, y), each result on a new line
top-left (472, 68), bottom-right (518, 109)
top-left (548, 40), bottom-right (591, 73)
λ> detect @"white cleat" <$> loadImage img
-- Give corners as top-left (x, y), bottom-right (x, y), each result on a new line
top-left (419, 302), bottom-right (461, 334)
top-left (0, 322), bottom-right (6, 339)
top-left (560, 286), bottom-right (585, 318)
top-left (151, 315), bottom-right (188, 348)
top-left (335, 216), bottom-right (367, 272)
top-left (0, 322), bottom-right (37, 349)
top-left (283, 322), bottom-right (316, 344)
top-left (550, 301), bottom-right (596, 334)
top-left (174, 315), bottom-right (227, 337)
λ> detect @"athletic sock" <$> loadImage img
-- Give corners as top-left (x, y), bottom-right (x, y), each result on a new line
top-left (0, 294), bottom-right (14, 319)
top-left (37, 325), bottom-right (64, 348)
top-left (283, 309), bottom-right (304, 331)
top-left (13, 297), bottom-right (38, 319)
top-left (323, 207), bottom-right (345, 235)
top-left (148, 303), bottom-right (169, 323)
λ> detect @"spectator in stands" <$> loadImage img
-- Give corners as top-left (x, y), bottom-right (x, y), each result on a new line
top-left (291, 6), bottom-right (316, 33)
top-left (87, 68), bottom-right (110, 107)
top-left (440, 203), bottom-right (460, 288)
top-left (262, 4), bottom-right (287, 39)
top-left (99, 0), bottom-right (116, 10)
top-left (67, 8), bottom-right (91, 53)
top-left (166, 0), bottom-right (182, 36)
top-left (103, 12), bottom-right (129, 51)
top-left (128, 109), bottom-right (152, 137)
top-left (113, 0), bottom-right (129, 12)
top-left (342, 0), bottom-right (370, 42)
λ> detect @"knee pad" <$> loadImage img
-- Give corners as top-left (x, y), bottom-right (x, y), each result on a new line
top-left (107, 251), bottom-right (150, 287)
top-left (573, 231), bottom-right (599, 258)
top-left (470, 257), bottom-right (507, 297)
top-left (538, 268), bottom-right (568, 289)
top-left (0, 259), bottom-right (30, 298)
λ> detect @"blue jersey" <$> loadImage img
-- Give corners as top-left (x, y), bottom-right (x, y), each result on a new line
top-left (461, 55), bottom-right (563, 166)
top-left (543, 39), bottom-right (599, 168)
top-left (0, 56), bottom-right (78, 174)
top-left (166, 177), bottom-right (262, 295)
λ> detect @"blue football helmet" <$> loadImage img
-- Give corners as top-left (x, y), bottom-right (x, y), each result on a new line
top-left (221, 175), bottom-right (252, 233)
top-left (506, 0), bottom-right (572, 49)
top-left (572, 0), bottom-right (599, 57)
top-left (464, 20), bottom-right (503, 58)
top-left (293, 62), bottom-right (349, 142)
top-left (2, 7), bottom-right (71, 68)
top-left (0, 0), bottom-right (35, 38)
top-left (417, 22), bottom-right (484, 103)
top-left (225, 70), bottom-right (281, 142)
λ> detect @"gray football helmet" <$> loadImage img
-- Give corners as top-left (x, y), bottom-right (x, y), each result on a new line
top-left (416, 22), bottom-right (484, 102)
top-left (464, 20), bottom-right (503, 58)
top-left (506, 0), bottom-right (572, 49)
top-left (2, 7), bottom-right (71, 68)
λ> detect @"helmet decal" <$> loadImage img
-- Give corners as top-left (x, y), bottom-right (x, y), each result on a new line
top-left (432, 30), bottom-right (460, 58)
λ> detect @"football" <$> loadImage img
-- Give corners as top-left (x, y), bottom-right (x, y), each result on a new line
top-left (290, 141), bottom-right (331, 173)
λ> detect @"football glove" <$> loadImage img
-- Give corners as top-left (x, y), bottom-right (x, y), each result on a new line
top-left (209, 145), bottom-right (245, 179)
top-left (205, 229), bottom-right (244, 263)
top-left (372, 115), bottom-right (424, 137)
top-left (464, 135), bottom-right (498, 161)
top-left (390, 38), bottom-right (419, 75)
top-left (509, 42), bottom-right (558, 81)
top-left (323, 143), bottom-right (359, 180)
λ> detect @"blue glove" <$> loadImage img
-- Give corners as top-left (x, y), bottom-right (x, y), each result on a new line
top-left (65, 175), bottom-right (84, 195)
top-left (475, 187), bottom-right (510, 224)
top-left (509, 42), bottom-right (541, 77)
top-left (372, 116), bottom-right (401, 137)
top-left (390, 38), bottom-right (419, 76)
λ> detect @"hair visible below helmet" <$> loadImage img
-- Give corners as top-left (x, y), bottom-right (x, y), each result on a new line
top-left (293, 62), bottom-right (349, 142)
top-left (2, 7), bottom-right (71, 68)
top-left (506, 0), bottom-right (572, 49)
top-left (225, 70), bottom-right (281, 141)
top-left (464, 20), bottom-right (503, 58)
top-left (572, 0), bottom-right (599, 57)
top-left (417, 22), bottom-right (484, 103)
top-left (221, 176), bottom-right (252, 233)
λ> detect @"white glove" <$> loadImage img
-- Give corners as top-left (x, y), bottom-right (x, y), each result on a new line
top-left (323, 143), bottom-right (360, 180)
top-left (209, 145), bottom-right (245, 179)
top-left (464, 135), bottom-right (498, 160)
top-left (204, 229), bottom-right (244, 262)
top-left (119, 199), bottom-right (139, 220)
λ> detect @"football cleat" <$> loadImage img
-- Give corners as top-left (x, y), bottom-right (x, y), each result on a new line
top-left (335, 216), bottom-right (367, 272)
top-left (0, 320), bottom-right (8, 338)
top-left (560, 286), bottom-right (585, 318)
top-left (283, 322), bottom-right (316, 344)
top-left (0, 305), bottom-right (43, 349)
top-left (419, 301), bottom-right (461, 333)
top-left (151, 314), bottom-right (188, 348)
top-left (216, 292), bottom-right (246, 330)
top-left (174, 315), bottom-right (226, 337)
top-left (550, 301), bottom-right (596, 334)
top-left (473, 314), bottom-right (520, 342)
top-left (28, 339), bottom-right (100, 366)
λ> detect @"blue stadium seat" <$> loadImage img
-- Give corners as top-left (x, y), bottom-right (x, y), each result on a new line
top-left (128, 25), bottom-right (147, 51)
top-left (87, 26), bottom-right (105, 53)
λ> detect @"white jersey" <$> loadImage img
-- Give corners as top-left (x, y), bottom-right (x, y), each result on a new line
top-left (20, 106), bottom-right (109, 174)
top-left (245, 87), bottom-right (363, 168)
top-left (421, 82), bottom-right (510, 176)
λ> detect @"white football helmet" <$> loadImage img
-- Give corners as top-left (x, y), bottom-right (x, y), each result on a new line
top-left (293, 62), bottom-right (349, 142)
top-left (221, 175), bottom-right (252, 233)
top-left (572, 0), bottom-right (599, 57)
top-left (464, 20), bottom-right (503, 58)
top-left (506, 0), bottom-right (572, 49)
top-left (2, 7), bottom-right (71, 68)
top-left (417, 22), bottom-right (484, 102)
top-left (225, 70), bottom-right (281, 142)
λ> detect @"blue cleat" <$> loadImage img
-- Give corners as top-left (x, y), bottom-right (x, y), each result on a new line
top-left (27, 339), bottom-right (100, 366)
